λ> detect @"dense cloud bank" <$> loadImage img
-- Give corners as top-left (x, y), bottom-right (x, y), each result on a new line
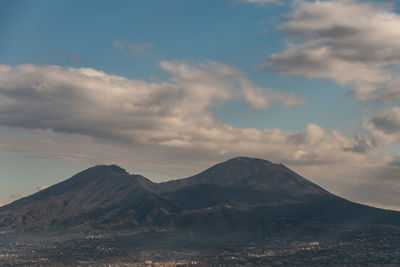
top-left (0, 60), bottom-right (400, 209)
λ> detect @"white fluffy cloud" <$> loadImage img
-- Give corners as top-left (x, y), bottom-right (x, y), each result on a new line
top-left (267, 0), bottom-right (400, 101)
top-left (0, 62), bottom-right (304, 145)
top-left (1, 61), bottom-right (400, 209)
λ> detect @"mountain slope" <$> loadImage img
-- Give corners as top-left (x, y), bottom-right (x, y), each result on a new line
top-left (1, 156), bottom-right (400, 233)
top-left (0, 165), bottom-right (177, 230)
top-left (159, 157), bottom-right (333, 207)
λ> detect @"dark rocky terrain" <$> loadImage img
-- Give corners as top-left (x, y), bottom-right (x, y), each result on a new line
top-left (1, 156), bottom-right (400, 265)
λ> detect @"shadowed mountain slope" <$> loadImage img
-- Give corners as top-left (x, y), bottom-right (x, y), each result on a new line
top-left (1, 157), bottom-right (400, 233)
top-left (159, 157), bottom-right (332, 204)
top-left (0, 165), bottom-right (177, 230)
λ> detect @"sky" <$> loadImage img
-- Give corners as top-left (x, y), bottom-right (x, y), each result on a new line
top-left (1, 0), bottom-right (400, 210)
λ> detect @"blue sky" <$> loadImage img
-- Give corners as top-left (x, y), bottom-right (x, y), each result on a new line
top-left (1, 0), bottom-right (400, 210)
top-left (0, 0), bottom-right (367, 133)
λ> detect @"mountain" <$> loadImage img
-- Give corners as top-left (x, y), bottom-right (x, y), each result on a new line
top-left (1, 156), bottom-right (400, 234)
top-left (0, 164), bottom-right (178, 230)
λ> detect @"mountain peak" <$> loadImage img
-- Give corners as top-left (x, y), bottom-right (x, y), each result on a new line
top-left (106, 164), bottom-right (128, 174)
top-left (207, 156), bottom-right (276, 176)
top-left (88, 164), bottom-right (128, 175)
top-left (225, 156), bottom-right (272, 164)
top-left (159, 156), bottom-right (331, 199)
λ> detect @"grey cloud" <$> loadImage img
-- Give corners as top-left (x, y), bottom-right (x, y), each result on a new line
top-left (282, 24), bottom-right (358, 41)
top-left (370, 117), bottom-right (400, 135)
top-left (343, 137), bottom-right (371, 154)
top-left (369, 107), bottom-right (400, 135)
top-left (380, 79), bottom-right (400, 102)
top-left (345, 180), bottom-right (400, 210)
top-left (267, 0), bottom-right (400, 101)
top-left (388, 158), bottom-right (400, 167)
top-left (344, 160), bottom-right (400, 208)
top-left (268, 47), bottom-right (330, 76)
top-left (312, 25), bottom-right (357, 39)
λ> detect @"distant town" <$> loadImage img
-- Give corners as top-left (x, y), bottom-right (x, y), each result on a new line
top-left (1, 227), bottom-right (400, 266)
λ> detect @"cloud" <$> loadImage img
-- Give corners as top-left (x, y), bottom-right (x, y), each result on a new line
top-left (0, 61), bottom-right (304, 144)
top-left (343, 136), bottom-right (371, 154)
top-left (370, 108), bottom-right (400, 135)
top-left (0, 61), bottom-right (400, 209)
top-left (160, 61), bottom-right (305, 110)
top-left (266, 0), bottom-right (400, 102)
top-left (380, 79), bottom-right (400, 103)
top-left (1, 120), bottom-right (398, 209)
top-left (364, 107), bottom-right (400, 146)
top-left (337, 156), bottom-right (400, 211)
top-left (112, 40), bottom-right (155, 55)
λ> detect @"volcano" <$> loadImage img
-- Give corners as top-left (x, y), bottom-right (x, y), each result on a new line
top-left (1, 157), bottom-right (399, 234)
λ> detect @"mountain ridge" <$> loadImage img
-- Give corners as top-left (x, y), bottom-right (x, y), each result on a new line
top-left (1, 156), bottom-right (400, 233)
